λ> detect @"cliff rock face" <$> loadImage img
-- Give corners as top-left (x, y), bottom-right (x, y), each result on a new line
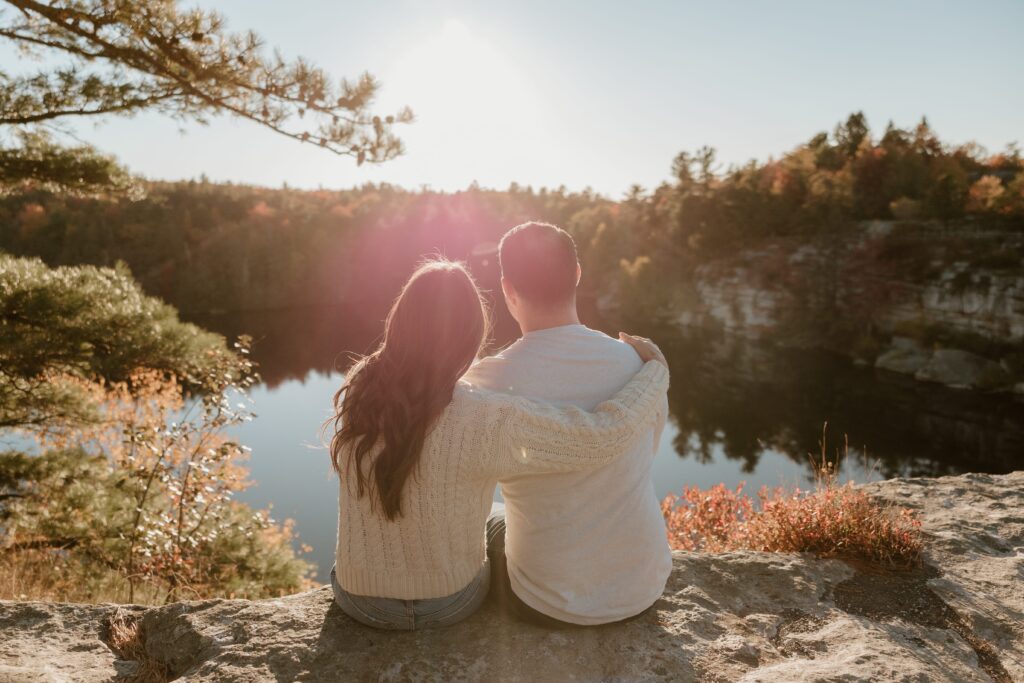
top-left (680, 223), bottom-right (1024, 391)
top-left (886, 266), bottom-right (1024, 344)
top-left (1, 472), bottom-right (1021, 682)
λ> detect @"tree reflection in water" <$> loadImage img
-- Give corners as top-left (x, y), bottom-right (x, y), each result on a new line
top-left (659, 326), bottom-right (1024, 479)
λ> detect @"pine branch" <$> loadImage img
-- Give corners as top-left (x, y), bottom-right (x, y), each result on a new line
top-left (0, 0), bottom-right (411, 162)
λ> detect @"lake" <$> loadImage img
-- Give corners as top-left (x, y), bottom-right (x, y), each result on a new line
top-left (191, 307), bottom-right (1024, 580)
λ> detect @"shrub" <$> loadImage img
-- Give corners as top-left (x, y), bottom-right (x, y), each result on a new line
top-left (660, 482), bottom-right (756, 552)
top-left (1, 353), bottom-right (315, 603)
top-left (745, 484), bottom-right (922, 566)
top-left (661, 430), bottom-right (923, 567)
top-left (1, 256), bottom-right (314, 603)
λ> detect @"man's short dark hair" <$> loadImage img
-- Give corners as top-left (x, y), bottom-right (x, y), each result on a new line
top-left (498, 222), bottom-right (578, 306)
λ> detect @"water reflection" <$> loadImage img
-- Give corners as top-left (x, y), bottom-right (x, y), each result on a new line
top-left (192, 305), bottom-right (382, 389)
top-left (660, 327), bottom-right (1024, 478)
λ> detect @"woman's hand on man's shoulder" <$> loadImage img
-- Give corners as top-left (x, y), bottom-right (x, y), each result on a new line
top-left (618, 332), bottom-right (668, 368)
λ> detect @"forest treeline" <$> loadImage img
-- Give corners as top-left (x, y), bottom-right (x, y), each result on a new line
top-left (2, 113), bottom-right (1022, 325)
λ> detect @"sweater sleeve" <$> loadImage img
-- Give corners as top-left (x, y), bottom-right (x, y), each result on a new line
top-left (469, 360), bottom-right (669, 478)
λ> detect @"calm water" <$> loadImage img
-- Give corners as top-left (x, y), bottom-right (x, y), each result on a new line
top-left (192, 308), bottom-right (1024, 580)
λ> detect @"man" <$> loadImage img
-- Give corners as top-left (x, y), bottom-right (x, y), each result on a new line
top-left (464, 221), bottom-right (672, 627)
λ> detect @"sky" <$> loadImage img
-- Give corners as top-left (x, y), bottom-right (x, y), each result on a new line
top-left (9, 0), bottom-right (1024, 197)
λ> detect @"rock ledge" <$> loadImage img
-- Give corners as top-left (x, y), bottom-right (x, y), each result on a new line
top-left (1, 472), bottom-right (1022, 682)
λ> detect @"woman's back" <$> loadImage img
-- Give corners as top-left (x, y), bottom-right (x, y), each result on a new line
top-left (335, 385), bottom-right (497, 599)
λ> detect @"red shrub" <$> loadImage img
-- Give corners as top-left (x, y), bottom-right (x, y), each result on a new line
top-left (663, 426), bottom-right (923, 567)
top-left (662, 481), bottom-right (923, 567)
top-left (660, 483), bottom-right (754, 552)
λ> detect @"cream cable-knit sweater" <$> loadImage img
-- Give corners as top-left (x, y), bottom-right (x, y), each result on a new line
top-left (334, 360), bottom-right (669, 600)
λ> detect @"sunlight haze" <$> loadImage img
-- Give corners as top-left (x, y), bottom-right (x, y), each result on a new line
top-left (39, 0), bottom-right (1024, 196)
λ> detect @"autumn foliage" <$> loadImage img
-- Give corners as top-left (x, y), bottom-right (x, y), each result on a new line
top-left (0, 256), bottom-right (317, 603)
top-left (1, 355), bottom-right (314, 603)
top-left (661, 433), bottom-right (924, 567)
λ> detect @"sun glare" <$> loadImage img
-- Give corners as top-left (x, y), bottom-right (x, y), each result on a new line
top-left (380, 19), bottom-right (548, 189)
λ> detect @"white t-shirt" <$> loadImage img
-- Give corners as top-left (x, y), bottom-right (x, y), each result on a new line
top-left (463, 323), bottom-right (672, 625)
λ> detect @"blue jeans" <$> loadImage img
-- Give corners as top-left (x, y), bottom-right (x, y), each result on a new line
top-left (330, 563), bottom-right (490, 630)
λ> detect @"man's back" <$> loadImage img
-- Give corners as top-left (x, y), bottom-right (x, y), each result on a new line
top-left (464, 323), bottom-right (672, 625)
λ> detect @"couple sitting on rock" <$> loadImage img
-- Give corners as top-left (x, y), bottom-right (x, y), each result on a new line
top-left (327, 222), bottom-right (672, 630)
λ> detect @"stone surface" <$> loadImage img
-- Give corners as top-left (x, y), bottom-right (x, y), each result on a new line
top-left (0, 602), bottom-right (144, 683)
top-left (863, 472), bottom-right (1024, 682)
top-left (895, 267), bottom-right (1024, 343)
top-left (914, 348), bottom-right (1010, 390)
top-left (1, 472), bottom-right (1021, 682)
top-left (875, 339), bottom-right (931, 376)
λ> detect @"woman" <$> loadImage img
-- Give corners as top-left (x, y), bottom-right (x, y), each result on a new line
top-left (327, 258), bottom-right (668, 630)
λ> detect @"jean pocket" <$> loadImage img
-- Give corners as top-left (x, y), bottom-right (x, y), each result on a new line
top-left (415, 568), bottom-right (491, 628)
top-left (331, 567), bottom-right (415, 630)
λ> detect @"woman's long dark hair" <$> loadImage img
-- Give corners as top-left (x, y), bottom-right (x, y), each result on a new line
top-left (328, 259), bottom-right (490, 521)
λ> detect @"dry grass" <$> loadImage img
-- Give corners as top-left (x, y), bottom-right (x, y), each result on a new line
top-left (661, 427), bottom-right (924, 567)
top-left (103, 607), bottom-right (169, 683)
top-left (746, 483), bottom-right (923, 566)
top-left (0, 549), bottom-right (167, 604)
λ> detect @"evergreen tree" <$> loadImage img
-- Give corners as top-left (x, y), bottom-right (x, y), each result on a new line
top-left (0, 253), bottom-right (247, 429)
top-left (0, 0), bottom-right (411, 193)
